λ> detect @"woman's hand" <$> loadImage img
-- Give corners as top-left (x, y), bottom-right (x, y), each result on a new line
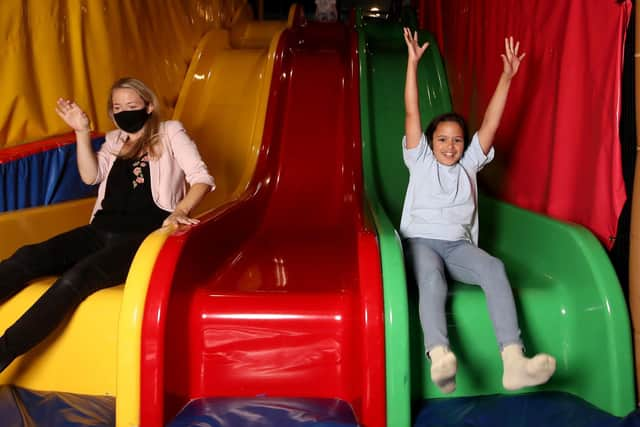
top-left (55, 98), bottom-right (90, 132)
top-left (403, 27), bottom-right (429, 65)
top-left (163, 183), bottom-right (211, 228)
top-left (501, 36), bottom-right (526, 80)
top-left (163, 209), bottom-right (200, 227)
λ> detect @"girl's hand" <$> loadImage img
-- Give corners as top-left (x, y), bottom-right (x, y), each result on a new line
top-left (55, 98), bottom-right (90, 132)
top-left (501, 36), bottom-right (526, 80)
top-left (163, 210), bottom-right (200, 227)
top-left (403, 27), bottom-right (429, 64)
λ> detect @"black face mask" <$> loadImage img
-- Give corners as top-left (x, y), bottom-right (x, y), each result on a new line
top-left (114, 108), bottom-right (150, 133)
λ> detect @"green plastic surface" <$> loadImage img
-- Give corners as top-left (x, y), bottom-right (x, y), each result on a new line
top-left (356, 10), bottom-right (635, 426)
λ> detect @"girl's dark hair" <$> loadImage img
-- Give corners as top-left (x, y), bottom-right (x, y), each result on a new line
top-left (424, 112), bottom-right (470, 150)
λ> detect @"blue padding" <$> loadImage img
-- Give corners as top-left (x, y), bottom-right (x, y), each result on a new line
top-left (167, 397), bottom-right (359, 427)
top-left (415, 392), bottom-right (640, 427)
top-left (0, 137), bottom-right (104, 212)
top-left (0, 385), bottom-right (114, 427)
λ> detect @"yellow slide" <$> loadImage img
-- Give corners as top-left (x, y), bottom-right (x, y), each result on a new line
top-left (0, 1), bottom-right (287, 425)
top-left (174, 5), bottom-right (286, 211)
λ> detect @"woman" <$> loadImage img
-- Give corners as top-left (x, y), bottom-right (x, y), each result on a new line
top-left (0, 77), bottom-right (214, 372)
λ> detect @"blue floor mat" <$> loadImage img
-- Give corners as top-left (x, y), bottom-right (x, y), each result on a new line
top-left (415, 391), bottom-right (640, 427)
top-left (0, 385), bottom-right (114, 427)
top-left (167, 397), bottom-right (359, 427)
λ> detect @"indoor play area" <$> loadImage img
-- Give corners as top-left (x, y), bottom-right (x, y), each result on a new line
top-left (0, 1), bottom-right (639, 426)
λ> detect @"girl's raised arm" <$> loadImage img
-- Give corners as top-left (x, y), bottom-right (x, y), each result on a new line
top-left (477, 36), bottom-right (525, 154)
top-left (403, 27), bottom-right (429, 149)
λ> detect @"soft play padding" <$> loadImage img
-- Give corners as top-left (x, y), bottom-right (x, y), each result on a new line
top-left (0, 136), bottom-right (104, 212)
top-left (167, 397), bottom-right (359, 427)
top-left (415, 392), bottom-right (640, 427)
top-left (0, 385), bottom-right (114, 427)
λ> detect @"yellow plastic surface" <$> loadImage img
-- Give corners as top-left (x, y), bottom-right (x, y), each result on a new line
top-left (0, 198), bottom-right (117, 394)
top-left (0, 0), bottom-right (246, 147)
top-left (0, 211), bottom-right (169, 426)
top-left (116, 228), bottom-right (170, 427)
top-left (1, 1), bottom-right (285, 424)
top-left (174, 2), bottom-right (286, 213)
top-left (0, 200), bottom-right (166, 425)
top-left (0, 198), bottom-right (94, 260)
top-left (0, 280), bottom-right (122, 395)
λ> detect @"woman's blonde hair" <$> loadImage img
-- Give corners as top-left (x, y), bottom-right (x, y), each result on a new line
top-left (108, 77), bottom-right (162, 159)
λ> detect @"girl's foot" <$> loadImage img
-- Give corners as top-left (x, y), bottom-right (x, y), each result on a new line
top-left (428, 345), bottom-right (457, 393)
top-left (501, 344), bottom-right (556, 390)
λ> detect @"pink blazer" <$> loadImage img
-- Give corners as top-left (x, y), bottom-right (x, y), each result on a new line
top-left (90, 120), bottom-right (215, 219)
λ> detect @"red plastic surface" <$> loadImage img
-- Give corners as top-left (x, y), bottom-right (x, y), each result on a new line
top-left (140, 18), bottom-right (386, 427)
top-left (418, 0), bottom-right (630, 248)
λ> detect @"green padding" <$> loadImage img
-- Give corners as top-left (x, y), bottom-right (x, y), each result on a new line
top-left (356, 10), bottom-right (635, 426)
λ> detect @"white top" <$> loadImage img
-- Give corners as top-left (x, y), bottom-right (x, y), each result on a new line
top-left (399, 132), bottom-right (494, 245)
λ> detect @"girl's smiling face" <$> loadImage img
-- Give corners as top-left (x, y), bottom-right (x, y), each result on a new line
top-left (431, 121), bottom-right (464, 166)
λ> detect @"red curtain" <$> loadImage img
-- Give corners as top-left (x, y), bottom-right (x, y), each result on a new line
top-left (418, 0), bottom-right (631, 249)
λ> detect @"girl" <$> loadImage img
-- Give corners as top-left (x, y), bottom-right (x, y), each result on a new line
top-left (401, 29), bottom-right (555, 393)
top-left (0, 77), bottom-right (214, 372)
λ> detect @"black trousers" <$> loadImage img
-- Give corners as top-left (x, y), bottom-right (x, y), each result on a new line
top-left (0, 224), bottom-right (147, 364)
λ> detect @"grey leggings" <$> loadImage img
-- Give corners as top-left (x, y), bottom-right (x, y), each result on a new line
top-left (404, 237), bottom-right (522, 353)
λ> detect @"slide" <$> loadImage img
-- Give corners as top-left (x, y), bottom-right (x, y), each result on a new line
top-left (138, 12), bottom-right (386, 427)
top-left (0, 3), bottom-right (286, 426)
top-left (356, 9), bottom-right (635, 427)
top-left (172, 5), bottom-right (288, 213)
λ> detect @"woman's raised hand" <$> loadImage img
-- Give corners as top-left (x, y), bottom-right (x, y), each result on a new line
top-left (55, 98), bottom-right (90, 132)
top-left (403, 27), bottom-right (429, 64)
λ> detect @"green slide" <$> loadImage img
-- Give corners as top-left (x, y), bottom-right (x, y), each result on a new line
top-left (356, 10), bottom-right (635, 427)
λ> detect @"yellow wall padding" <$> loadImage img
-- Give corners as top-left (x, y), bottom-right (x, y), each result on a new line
top-left (0, 0), bottom-right (246, 147)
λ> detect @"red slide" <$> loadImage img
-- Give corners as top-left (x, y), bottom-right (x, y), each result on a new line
top-left (138, 18), bottom-right (387, 427)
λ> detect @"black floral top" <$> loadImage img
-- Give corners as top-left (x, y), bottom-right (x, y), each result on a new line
top-left (92, 153), bottom-right (170, 234)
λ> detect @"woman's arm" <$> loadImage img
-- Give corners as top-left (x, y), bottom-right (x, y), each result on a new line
top-left (163, 182), bottom-right (211, 226)
top-left (162, 122), bottom-right (215, 227)
top-left (477, 37), bottom-right (525, 155)
top-left (55, 98), bottom-right (98, 184)
top-left (403, 28), bottom-right (429, 149)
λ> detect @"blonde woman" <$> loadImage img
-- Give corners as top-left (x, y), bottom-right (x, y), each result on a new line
top-left (0, 78), bottom-right (214, 372)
